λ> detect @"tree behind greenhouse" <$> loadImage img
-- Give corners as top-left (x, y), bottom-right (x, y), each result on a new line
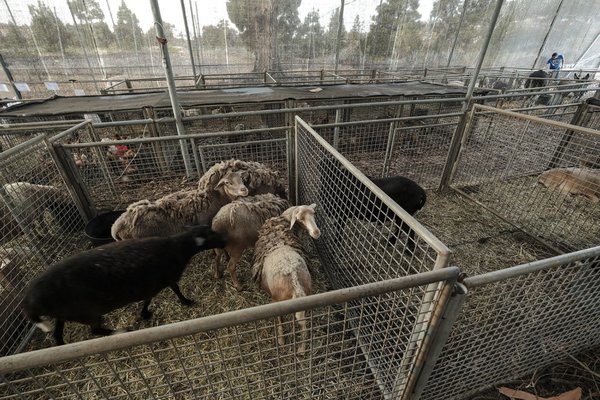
top-left (115, 1), bottom-right (144, 52)
top-left (29, 1), bottom-right (74, 53)
top-left (227, 0), bottom-right (301, 72)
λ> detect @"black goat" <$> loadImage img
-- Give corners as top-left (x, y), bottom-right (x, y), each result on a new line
top-left (525, 70), bottom-right (549, 89)
top-left (23, 225), bottom-right (226, 345)
top-left (318, 158), bottom-right (426, 252)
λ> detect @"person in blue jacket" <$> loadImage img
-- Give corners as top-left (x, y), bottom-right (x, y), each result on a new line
top-left (547, 52), bottom-right (564, 79)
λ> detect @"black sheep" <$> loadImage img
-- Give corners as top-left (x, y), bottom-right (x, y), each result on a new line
top-left (318, 157), bottom-right (426, 252)
top-left (525, 70), bottom-right (549, 89)
top-left (23, 225), bottom-right (226, 345)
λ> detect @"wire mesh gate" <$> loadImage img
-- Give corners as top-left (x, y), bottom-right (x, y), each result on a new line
top-left (0, 126), bottom-right (88, 357)
top-left (421, 246), bottom-right (600, 400)
top-left (294, 117), bottom-right (452, 398)
top-left (0, 268), bottom-right (459, 400)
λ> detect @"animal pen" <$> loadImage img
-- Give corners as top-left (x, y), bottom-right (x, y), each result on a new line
top-left (0, 86), bottom-right (599, 400)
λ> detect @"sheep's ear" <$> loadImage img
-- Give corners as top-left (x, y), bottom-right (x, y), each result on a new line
top-left (309, 203), bottom-right (316, 210)
top-left (574, 73), bottom-right (579, 80)
top-left (194, 237), bottom-right (206, 246)
top-left (216, 177), bottom-right (227, 188)
top-left (289, 210), bottom-right (299, 230)
top-left (584, 73), bottom-right (590, 80)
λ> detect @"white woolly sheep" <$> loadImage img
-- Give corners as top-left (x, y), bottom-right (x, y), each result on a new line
top-left (1, 182), bottom-right (83, 243)
top-left (111, 170), bottom-right (248, 240)
top-left (211, 193), bottom-right (290, 291)
top-left (23, 225), bottom-right (227, 345)
top-left (538, 167), bottom-right (600, 203)
top-left (198, 159), bottom-right (287, 199)
top-left (252, 204), bottom-right (321, 354)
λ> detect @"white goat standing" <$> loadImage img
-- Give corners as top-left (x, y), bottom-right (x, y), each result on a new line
top-left (252, 204), bottom-right (321, 354)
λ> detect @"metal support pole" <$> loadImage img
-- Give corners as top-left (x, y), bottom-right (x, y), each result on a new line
top-left (532, 0), bottom-right (565, 69)
top-left (438, 0), bottom-right (505, 191)
top-left (180, 0), bottom-right (197, 80)
top-left (446, 0), bottom-right (469, 68)
top-left (333, 0), bottom-right (345, 74)
top-left (150, 0), bottom-right (193, 177)
top-left (410, 283), bottom-right (467, 400)
top-left (53, 7), bottom-right (66, 66)
top-left (462, 0), bottom-right (504, 110)
top-left (67, 1), bottom-right (100, 93)
top-left (573, 29), bottom-right (600, 68)
top-left (0, 54), bottom-right (21, 99)
top-left (194, 1), bottom-right (205, 74)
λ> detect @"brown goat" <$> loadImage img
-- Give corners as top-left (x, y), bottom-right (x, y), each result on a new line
top-left (538, 167), bottom-right (600, 203)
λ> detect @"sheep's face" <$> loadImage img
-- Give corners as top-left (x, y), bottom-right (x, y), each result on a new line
top-left (216, 171), bottom-right (249, 199)
top-left (288, 204), bottom-right (321, 239)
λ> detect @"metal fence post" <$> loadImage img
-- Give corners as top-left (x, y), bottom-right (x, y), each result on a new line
top-left (548, 101), bottom-right (590, 168)
top-left (45, 138), bottom-right (96, 221)
top-left (410, 283), bottom-right (467, 400)
top-left (438, 104), bottom-right (475, 191)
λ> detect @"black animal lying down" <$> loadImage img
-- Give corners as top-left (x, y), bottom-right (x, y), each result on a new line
top-left (318, 157), bottom-right (427, 252)
top-left (23, 225), bottom-right (227, 345)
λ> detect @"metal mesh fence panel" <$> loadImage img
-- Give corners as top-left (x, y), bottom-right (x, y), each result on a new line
top-left (59, 128), bottom-right (289, 211)
top-left (295, 117), bottom-right (453, 397)
top-left (0, 268), bottom-right (459, 400)
top-left (422, 247), bottom-right (600, 400)
top-left (0, 131), bottom-right (87, 357)
top-left (580, 103), bottom-right (600, 131)
top-left (295, 117), bottom-right (450, 287)
top-left (450, 105), bottom-right (600, 251)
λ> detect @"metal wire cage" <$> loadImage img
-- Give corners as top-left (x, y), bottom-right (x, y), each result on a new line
top-left (0, 267), bottom-right (460, 400)
top-left (450, 104), bottom-right (600, 251)
top-left (422, 246), bottom-right (600, 400)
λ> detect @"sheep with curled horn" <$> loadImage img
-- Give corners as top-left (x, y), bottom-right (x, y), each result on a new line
top-left (252, 204), bottom-right (321, 354)
top-left (111, 170), bottom-right (248, 240)
top-left (211, 193), bottom-right (290, 291)
top-left (198, 159), bottom-right (287, 199)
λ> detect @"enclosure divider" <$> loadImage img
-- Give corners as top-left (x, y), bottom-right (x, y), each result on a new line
top-left (410, 283), bottom-right (468, 400)
top-left (143, 107), bottom-right (169, 174)
top-left (150, 0), bottom-right (193, 177)
top-left (438, 104), bottom-right (475, 191)
top-left (45, 139), bottom-right (95, 222)
top-left (452, 187), bottom-right (563, 255)
top-left (548, 101), bottom-right (590, 168)
top-left (333, 108), bottom-right (341, 149)
top-left (0, 267), bottom-right (460, 375)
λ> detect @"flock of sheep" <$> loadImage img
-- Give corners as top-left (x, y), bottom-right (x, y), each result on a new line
top-left (21, 159), bottom-right (323, 351)
top-left (13, 155), bottom-right (433, 353)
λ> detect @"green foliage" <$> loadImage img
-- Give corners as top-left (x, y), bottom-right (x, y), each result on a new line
top-left (28, 1), bottom-right (73, 52)
top-left (114, 0), bottom-right (144, 51)
top-left (324, 8), bottom-right (347, 54)
top-left (227, 0), bottom-right (301, 71)
top-left (343, 15), bottom-right (367, 67)
top-left (296, 9), bottom-right (325, 60)
top-left (68, 0), bottom-right (105, 23)
top-left (367, 0), bottom-right (424, 61)
top-left (202, 20), bottom-right (240, 48)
